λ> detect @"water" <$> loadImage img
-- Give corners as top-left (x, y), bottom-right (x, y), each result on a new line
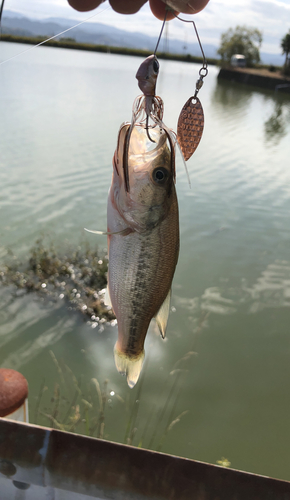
top-left (1, 42), bottom-right (290, 480)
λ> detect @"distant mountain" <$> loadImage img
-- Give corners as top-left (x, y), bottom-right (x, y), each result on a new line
top-left (1, 10), bottom-right (218, 58)
top-left (260, 52), bottom-right (284, 66)
top-left (1, 10), bottom-right (284, 66)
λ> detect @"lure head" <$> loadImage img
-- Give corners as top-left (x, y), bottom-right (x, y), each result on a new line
top-left (136, 55), bottom-right (159, 97)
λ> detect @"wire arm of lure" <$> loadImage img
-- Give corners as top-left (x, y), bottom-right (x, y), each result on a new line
top-left (174, 14), bottom-right (207, 68)
top-left (174, 14), bottom-right (208, 99)
top-left (0, 0), bottom-right (5, 27)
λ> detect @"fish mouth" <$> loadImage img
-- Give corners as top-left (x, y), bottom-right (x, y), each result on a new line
top-left (122, 125), bottom-right (176, 194)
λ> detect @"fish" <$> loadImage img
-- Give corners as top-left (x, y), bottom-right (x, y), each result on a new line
top-left (107, 122), bottom-right (179, 388)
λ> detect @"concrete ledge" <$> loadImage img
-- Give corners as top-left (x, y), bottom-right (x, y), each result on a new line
top-left (0, 419), bottom-right (290, 499)
top-left (218, 68), bottom-right (290, 93)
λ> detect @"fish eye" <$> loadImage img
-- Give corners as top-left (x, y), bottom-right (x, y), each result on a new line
top-left (152, 167), bottom-right (167, 184)
top-left (153, 59), bottom-right (159, 74)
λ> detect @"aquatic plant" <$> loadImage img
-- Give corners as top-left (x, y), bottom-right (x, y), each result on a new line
top-left (1, 240), bottom-right (209, 454)
top-left (32, 348), bottom-right (196, 451)
top-left (216, 457), bottom-right (231, 468)
top-left (0, 239), bottom-right (114, 322)
top-left (35, 351), bottom-right (110, 438)
top-left (33, 311), bottom-right (208, 451)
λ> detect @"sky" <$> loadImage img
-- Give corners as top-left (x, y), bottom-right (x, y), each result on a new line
top-left (2, 0), bottom-right (290, 57)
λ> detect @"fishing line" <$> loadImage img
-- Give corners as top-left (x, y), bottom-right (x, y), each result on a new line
top-left (154, 9), bottom-right (168, 56)
top-left (0, 6), bottom-right (109, 66)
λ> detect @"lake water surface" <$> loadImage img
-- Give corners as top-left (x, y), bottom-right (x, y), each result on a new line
top-left (1, 42), bottom-right (290, 481)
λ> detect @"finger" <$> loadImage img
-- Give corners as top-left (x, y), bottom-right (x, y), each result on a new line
top-left (109, 0), bottom-right (147, 14)
top-left (67, 0), bottom-right (104, 11)
top-left (149, 0), bottom-right (177, 20)
top-left (164, 0), bottom-right (210, 15)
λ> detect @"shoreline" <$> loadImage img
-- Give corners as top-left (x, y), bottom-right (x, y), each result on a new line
top-left (218, 67), bottom-right (290, 93)
top-left (2, 34), bottom-right (288, 93)
top-left (1, 34), bottom-right (217, 65)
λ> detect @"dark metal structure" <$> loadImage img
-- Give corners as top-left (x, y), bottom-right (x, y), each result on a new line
top-left (0, 419), bottom-right (290, 499)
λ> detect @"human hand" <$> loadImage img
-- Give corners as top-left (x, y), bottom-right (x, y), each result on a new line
top-left (67, 0), bottom-right (210, 20)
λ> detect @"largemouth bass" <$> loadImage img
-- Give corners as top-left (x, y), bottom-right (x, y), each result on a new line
top-left (107, 123), bottom-right (179, 388)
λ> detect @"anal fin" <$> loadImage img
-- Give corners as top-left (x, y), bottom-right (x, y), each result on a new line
top-left (155, 289), bottom-right (171, 339)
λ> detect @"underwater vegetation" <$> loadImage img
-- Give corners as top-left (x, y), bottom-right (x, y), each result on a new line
top-left (0, 239), bottom-right (215, 457)
top-left (33, 349), bottom-right (193, 452)
top-left (0, 239), bottom-right (115, 323)
top-left (0, 239), bottom-right (209, 453)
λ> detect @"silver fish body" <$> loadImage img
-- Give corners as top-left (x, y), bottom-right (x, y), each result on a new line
top-left (107, 124), bottom-right (179, 388)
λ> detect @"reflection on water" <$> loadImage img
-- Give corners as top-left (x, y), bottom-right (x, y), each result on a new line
top-left (176, 260), bottom-right (290, 317)
top-left (245, 260), bottom-right (290, 313)
top-left (211, 79), bottom-right (253, 110)
top-left (1, 43), bottom-right (290, 481)
top-left (264, 101), bottom-right (290, 145)
top-left (0, 288), bottom-right (73, 369)
top-left (213, 79), bottom-right (290, 148)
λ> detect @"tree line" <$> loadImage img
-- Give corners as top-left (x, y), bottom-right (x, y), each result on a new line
top-left (218, 25), bottom-right (290, 74)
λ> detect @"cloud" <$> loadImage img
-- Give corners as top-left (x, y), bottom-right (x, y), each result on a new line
top-left (3, 0), bottom-right (287, 56)
top-left (251, 0), bottom-right (290, 20)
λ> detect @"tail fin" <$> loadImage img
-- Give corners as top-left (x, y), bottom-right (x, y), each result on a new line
top-left (114, 345), bottom-right (145, 389)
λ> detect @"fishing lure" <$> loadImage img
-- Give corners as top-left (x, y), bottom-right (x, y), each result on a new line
top-left (124, 11), bottom-right (208, 167)
top-left (122, 53), bottom-right (176, 194)
top-left (175, 15), bottom-right (208, 161)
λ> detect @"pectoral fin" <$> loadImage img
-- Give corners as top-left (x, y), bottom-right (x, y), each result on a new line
top-left (155, 289), bottom-right (171, 339)
top-left (84, 228), bottom-right (107, 235)
top-left (84, 228), bottom-right (133, 236)
top-left (101, 287), bottom-right (112, 308)
top-left (114, 345), bottom-right (145, 389)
